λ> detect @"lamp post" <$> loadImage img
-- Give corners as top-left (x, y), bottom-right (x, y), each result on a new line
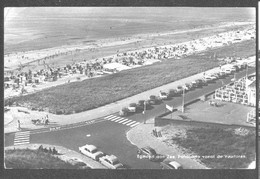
top-left (182, 87), bottom-right (185, 113)
top-left (143, 101), bottom-right (146, 124)
top-left (246, 63), bottom-right (248, 79)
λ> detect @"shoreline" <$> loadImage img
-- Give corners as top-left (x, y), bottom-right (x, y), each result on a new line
top-left (4, 22), bottom-right (254, 70)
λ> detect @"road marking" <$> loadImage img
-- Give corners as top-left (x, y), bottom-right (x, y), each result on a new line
top-left (13, 141), bottom-right (30, 145)
top-left (106, 116), bottom-right (118, 120)
top-left (122, 120), bottom-right (132, 125)
top-left (130, 122), bottom-right (140, 127)
top-left (15, 131), bottom-right (30, 134)
top-left (117, 118), bottom-right (129, 123)
top-left (126, 121), bottom-right (136, 126)
top-left (13, 136), bottom-right (30, 140)
top-left (86, 134), bottom-right (91, 137)
top-left (14, 133), bottom-right (30, 137)
top-left (104, 115), bottom-right (113, 119)
top-left (114, 118), bottom-right (125, 122)
top-left (14, 131), bottom-right (30, 146)
top-left (14, 139), bottom-right (29, 143)
top-left (110, 117), bottom-right (121, 121)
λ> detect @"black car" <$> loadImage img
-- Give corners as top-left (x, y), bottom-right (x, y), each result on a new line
top-left (148, 95), bottom-right (161, 105)
top-left (160, 160), bottom-right (183, 169)
top-left (137, 146), bottom-right (159, 161)
top-left (136, 100), bottom-right (150, 110)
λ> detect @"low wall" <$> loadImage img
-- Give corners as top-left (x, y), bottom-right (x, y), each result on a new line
top-left (158, 90), bottom-right (215, 118)
top-left (154, 89), bottom-right (255, 129)
top-left (155, 116), bottom-right (255, 129)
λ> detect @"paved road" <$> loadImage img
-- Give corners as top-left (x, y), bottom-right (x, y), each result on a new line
top-left (4, 67), bottom-right (255, 169)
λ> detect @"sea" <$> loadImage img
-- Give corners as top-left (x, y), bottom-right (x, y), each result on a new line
top-left (4, 7), bottom-right (255, 54)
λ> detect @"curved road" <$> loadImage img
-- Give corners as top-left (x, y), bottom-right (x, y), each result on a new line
top-left (5, 67), bottom-right (255, 169)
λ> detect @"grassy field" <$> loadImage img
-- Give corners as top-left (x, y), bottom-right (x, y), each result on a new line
top-left (5, 148), bottom-right (84, 169)
top-left (174, 126), bottom-right (255, 169)
top-left (6, 40), bottom-right (255, 114)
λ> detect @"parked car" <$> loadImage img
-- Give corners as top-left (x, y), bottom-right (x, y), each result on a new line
top-left (203, 76), bottom-right (214, 83)
top-left (184, 83), bottom-right (192, 90)
top-left (229, 66), bottom-right (237, 72)
top-left (79, 144), bottom-right (104, 161)
top-left (119, 107), bottom-right (129, 116)
top-left (128, 103), bottom-right (137, 112)
top-left (159, 91), bottom-right (169, 100)
top-left (99, 155), bottom-right (124, 169)
top-left (195, 79), bottom-right (205, 86)
top-left (168, 89), bottom-right (177, 97)
top-left (137, 146), bottom-right (158, 161)
top-left (149, 95), bottom-right (161, 105)
top-left (176, 85), bottom-right (183, 93)
top-left (204, 74), bottom-right (217, 81)
top-left (218, 71), bottom-right (226, 77)
top-left (222, 68), bottom-right (232, 75)
top-left (137, 100), bottom-right (151, 111)
top-left (160, 160), bottom-right (183, 169)
top-left (191, 81), bottom-right (198, 88)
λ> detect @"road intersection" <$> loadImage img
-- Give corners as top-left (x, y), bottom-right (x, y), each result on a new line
top-left (4, 67), bottom-right (255, 169)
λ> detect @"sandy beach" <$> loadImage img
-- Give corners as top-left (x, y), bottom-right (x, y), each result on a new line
top-left (4, 21), bottom-right (254, 72)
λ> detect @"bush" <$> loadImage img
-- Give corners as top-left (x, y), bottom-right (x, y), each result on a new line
top-left (56, 109), bottom-right (64, 115)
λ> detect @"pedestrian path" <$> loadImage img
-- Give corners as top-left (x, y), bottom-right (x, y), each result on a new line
top-left (14, 131), bottom-right (30, 146)
top-left (104, 115), bottom-right (140, 128)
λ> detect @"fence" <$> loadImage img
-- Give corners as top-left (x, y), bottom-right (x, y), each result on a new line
top-left (214, 76), bottom-right (255, 106)
top-left (246, 109), bottom-right (256, 124)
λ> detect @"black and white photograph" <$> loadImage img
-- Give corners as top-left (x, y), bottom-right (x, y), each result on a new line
top-left (4, 6), bottom-right (256, 171)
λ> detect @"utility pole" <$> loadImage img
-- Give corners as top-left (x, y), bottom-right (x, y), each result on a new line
top-left (143, 102), bottom-right (146, 124)
top-left (246, 63), bottom-right (248, 79)
top-left (182, 87), bottom-right (185, 113)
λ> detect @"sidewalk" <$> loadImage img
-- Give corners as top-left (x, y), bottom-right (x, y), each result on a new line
top-left (4, 143), bottom-right (107, 169)
top-left (4, 57), bottom-right (255, 134)
top-left (126, 118), bottom-right (209, 169)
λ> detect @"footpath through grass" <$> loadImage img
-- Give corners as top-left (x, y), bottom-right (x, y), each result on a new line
top-left (5, 148), bottom-right (84, 169)
top-left (174, 126), bottom-right (255, 169)
top-left (6, 40), bottom-right (255, 114)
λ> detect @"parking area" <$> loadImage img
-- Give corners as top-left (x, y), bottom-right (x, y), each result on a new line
top-left (164, 96), bottom-right (254, 127)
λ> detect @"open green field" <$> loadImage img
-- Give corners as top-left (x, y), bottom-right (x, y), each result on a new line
top-left (6, 40), bottom-right (255, 114)
top-left (174, 126), bottom-right (255, 169)
top-left (5, 148), bottom-right (84, 169)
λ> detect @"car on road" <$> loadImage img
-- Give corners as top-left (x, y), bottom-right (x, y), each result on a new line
top-left (222, 68), bottom-right (233, 75)
top-left (176, 85), bottom-right (183, 93)
top-left (128, 103), bottom-right (137, 112)
top-left (191, 81), bottom-right (199, 88)
top-left (137, 100), bottom-right (151, 111)
top-left (119, 107), bottom-right (129, 116)
top-left (99, 155), bottom-right (124, 169)
top-left (184, 83), bottom-right (193, 90)
top-left (149, 95), bottom-right (161, 105)
top-left (195, 79), bottom-right (205, 86)
top-left (203, 76), bottom-right (214, 83)
top-left (137, 146), bottom-right (159, 161)
top-left (218, 71), bottom-right (226, 77)
top-left (168, 89), bottom-right (177, 97)
top-left (160, 160), bottom-right (183, 169)
top-left (79, 144), bottom-right (104, 161)
top-left (159, 91), bottom-right (169, 100)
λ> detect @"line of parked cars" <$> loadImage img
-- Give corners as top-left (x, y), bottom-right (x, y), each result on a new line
top-left (137, 146), bottom-right (183, 169)
top-left (119, 62), bottom-right (247, 117)
top-left (79, 144), bottom-right (125, 169)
